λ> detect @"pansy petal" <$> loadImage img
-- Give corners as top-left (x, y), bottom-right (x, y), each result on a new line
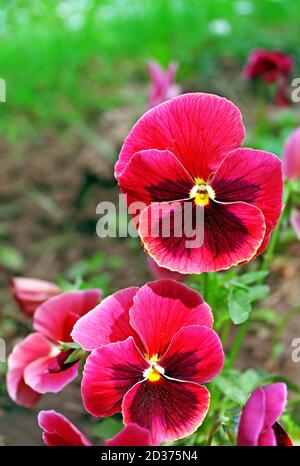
top-left (81, 337), bottom-right (147, 417)
top-left (263, 382), bottom-right (287, 428)
top-left (71, 287), bottom-right (142, 352)
top-left (24, 356), bottom-right (79, 394)
top-left (283, 127), bottom-right (300, 180)
top-left (139, 199), bottom-right (265, 274)
top-left (118, 149), bottom-right (194, 212)
top-left (130, 279), bottom-right (213, 358)
top-left (272, 422), bottom-right (293, 446)
top-left (34, 289), bottom-right (101, 344)
top-left (258, 427), bottom-right (277, 446)
top-left (38, 410), bottom-right (92, 446)
top-left (123, 378), bottom-right (210, 444)
top-left (161, 326), bottom-right (224, 383)
top-left (211, 148), bottom-right (283, 257)
top-left (291, 209), bottom-right (300, 240)
top-left (115, 93), bottom-right (245, 181)
top-left (7, 333), bottom-right (51, 407)
top-left (237, 387), bottom-right (266, 446)
top-left (105, 423), bottom-right (153, 446)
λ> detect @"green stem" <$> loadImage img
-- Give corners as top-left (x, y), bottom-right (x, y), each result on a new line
top-left (226, 320), bottom-right (249, 367)
top-left (206, 420), bottom-right (222, 446)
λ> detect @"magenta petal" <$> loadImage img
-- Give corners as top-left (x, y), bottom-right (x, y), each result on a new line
top-left (129, 279), bottom-right (213, 358)
top-left (105, 423), bottom-right (153, 446)
top-left (71, 287), bottom-right (142, 352)
top-left (291, 209), bottom-right (300, 240)
top-left (10, 277), bottom-right (61, 318)
top-left (147, 256), bottom-right (186, 282)
top-left (283, 127), bottom-right (300, 180)
top-left (160, 326), bottom-right (224, 384)
top-left (263, 382), bottom-right (287, 428)
top-left (34, 289), bottom-right (101, 344)
top-left (81, 337), bottom-right (147, 417)
top-left (237, 387), bottom-right (265, 446)
top-left (258, 427), bottom-right (277, 446)
top-left (24, 356), bottom-right (79, 394)
top-left (115, 93), bottom-right (245, 181)
top-left (123, 378), bottom-right (210, 444)
top-left (38, 410), bottom-right (92, 446)
top-left (7, 332), bottom-right (51, 407)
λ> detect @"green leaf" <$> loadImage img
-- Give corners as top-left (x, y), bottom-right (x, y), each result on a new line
top-left (92, 418), bottom-right (122, 439)
top-left (0, 245), bottom-right (24, 271)
top-left (228, 286), bottom-right (252, 324)
top-left (65, 348), bottom-right (86, 365)
top-left (249, 285), bottom-right (270, 302)
top-left (59, 341), bottom-right (82, 351)
top-left (239, 270), bottom-right (269, 285)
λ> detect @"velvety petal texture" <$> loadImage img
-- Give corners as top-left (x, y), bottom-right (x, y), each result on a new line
top-left (116, 93), bottom-right (245, 181)
top-left (123, 379), bottom-right (210, 445)
top-left (129, 280), bottom-right (213, 356)
top-left (71, 287), bottom-right (141, 352)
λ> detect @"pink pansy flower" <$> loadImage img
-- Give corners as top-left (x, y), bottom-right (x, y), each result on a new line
top-left (147, 256), bottom-right (185, 282)
top-left (237, 383), bottom-right (293, 446)
top-left (243, 49), bottom-right (293, 106)
top-left (283, 127), bottom-right (300, 181)
top-left (38, 410), bottom-right (153, 446)
top-left (10, 277), bottom-right (61, 317)
top-left (116, 93), bottom-right (283, 274)
top-left (72, 279), bottom-right (224, 444)
top-left (283, 127), bottom-right (300, 240)
top-left (7, 289), bottom-right (101, 408)
top-left (148, 60), bottom-right (181, 108)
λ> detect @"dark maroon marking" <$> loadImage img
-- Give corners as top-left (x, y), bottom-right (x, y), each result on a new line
top-left (48, 349), bottom-right (76, 373)
top-left (112, 362), bottom-right (144, 395)
top-left (150, 200), bottom-right (249, 259)
top-left (128, 378), bottom-right (199, 434)
top-left (212, 178), bottom-right (260, 203)
top-left (146, 178), bottom-right (193, 202)
top-left (162, 350), bottom-right (199, 380)
top-left (272, 422), bottom-right (293, 446)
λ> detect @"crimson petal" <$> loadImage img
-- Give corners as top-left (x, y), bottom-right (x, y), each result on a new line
top-left (123, 378), bottom-right (210, 444)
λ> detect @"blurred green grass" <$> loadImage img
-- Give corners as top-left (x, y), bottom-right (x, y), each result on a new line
top-left (0, 0), bottom-right (299, 145)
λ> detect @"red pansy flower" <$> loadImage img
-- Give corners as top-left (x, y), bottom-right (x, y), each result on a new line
top-left (243, 49), bottom-right (293, 106)
top-left (237, 383), bottom-right (293, 446)
top-left (38, 410), bottom-right (152, 446)
top-left (10, 277), bottom-right (61, 318)
top-left (148, 60), bottom-right (181, 109)
top-left (7, 289), bottom-right (101, 408)
top-left (116, 93), bottom-right (283, 274)
top-left (72, 279), bottom-right (224, 444)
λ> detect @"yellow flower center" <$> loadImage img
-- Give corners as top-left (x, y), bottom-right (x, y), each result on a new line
top-left (143, 354), bottom-right (165, 383)
top-left (189, 178), bottom-right (215, 207)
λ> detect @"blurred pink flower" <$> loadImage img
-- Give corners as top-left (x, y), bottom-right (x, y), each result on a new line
top-left (237, 382), bottom-right (293, 446)
top-left (283, 127), bottom-right (300, 181)
top-left (38, 410), bottom-right (153, 446)
top-left (148, 60), bottom-right (181, 108)
top-left (243, 49), bottom-right (293, 106)
top-left (10, 277), bottom-right (61, 318)
top-left (7, 290), bottom-right (101, 408)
